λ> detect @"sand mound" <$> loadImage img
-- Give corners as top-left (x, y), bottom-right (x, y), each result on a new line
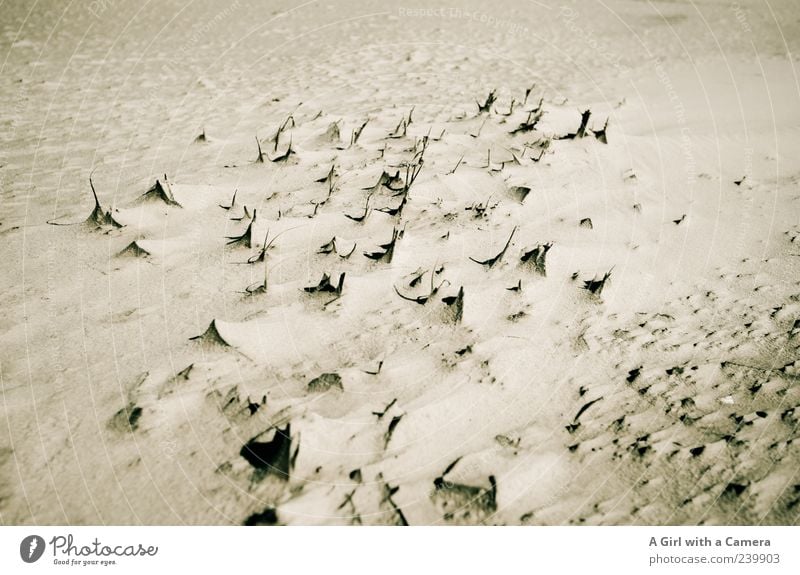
top-left (137, 177), bottom-right (181, 207)
top-left (190, 320), bottom-right (232, 347)
top-left (117, 240), bottom-right (151, 258)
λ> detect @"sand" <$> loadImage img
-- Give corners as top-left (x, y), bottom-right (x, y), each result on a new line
top-left (1, 0), bottom-right (799, 525)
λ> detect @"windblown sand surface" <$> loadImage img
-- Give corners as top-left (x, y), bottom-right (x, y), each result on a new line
top-left (2, 0), bottom-right (800, 525)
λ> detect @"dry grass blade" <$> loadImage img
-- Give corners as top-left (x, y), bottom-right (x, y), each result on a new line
top-left (558, 109), bottom-right (592, 140)
top-left (268, 134), bottom-right (295, 162)
top-left (385, 170), bottom-right (405, 192)
top-left (388, 116), bottom-right (407, 139)
top-left (426, 126), bottom-right (446, 141)
top-left (247, 226), bottom-right (299, 264)
top-left (270, 113), bottom-right (296, 152)
top-left (510, 109), bottom-right (544, 134)
top-left (448, 155), bottom-right (464, 175)
top-left (523, 84), bottom-right (536, 105)
top-left (470, 226), bottom-right (517, 267)
top-left (227, 209), bottom-right (257, 248)
top-left (362, 170), bottom-right (401, 193)
top-left (582, 268), bottom-right (613, 296)
top-left (48, 173), bottom-right (124, 228)
top-left (507, 148), bottom-right (526, 165)
top-left (477, 89), bottom-right (497, 114)
top-left (304, 272), bottom-right (345, 295)
top-left (230, 205), bottom-right (252, 222)
top-left (376, 192), bottom-right (407, 217)
top-left (394, 285), bottom-right (431, 305)
top-left (497, 98), bottom-right (516, 116)
top-left (336, 240), bottom-right (357, 258)
top-left (466, 195), bottom-right (498, 219)
top-left (525, 137), bottom-right (550, 161)
top-left (574, 397), bottom-right (603, 422)
top-left (364, 227), bottom-right (398, 262)
top-left (408, 267), bottom-right (426, 287)
top-left (441, 286), bottom-right (464, 324)
top-left (140, 175), bottom-right (181, 207)
top-left (394, 265), bottom-right (448, 305)
top-left (384, 414), bottom-right (404, 449)
top-left (469, 117), bottom-right (487, 138)
top-left (345, 193), bottom-right (373, 222)
top-left (520, 242), bottom-right (553, 276)
top-left (352, 118), bottom-right (369, 145)
top-left (244, 262), bottom-right (270, 295)
top-left (379, 475), bottom-right (409, 526)
top-left (255, 135), bottom-right (265, 163)
top-left (484, 149), bottom-right (503, 172)
top-left (315, 164), bottom-right (336, 186)
top-left (319, 237), bottom-right (355, 257)
top-left (372, 397), bottom-right (396, 418)
top-left (219, 189), bottom-right (237, 210)
top-left (594, 118), bottom-right (609, 144)
top-left (577, 110), bottom-right (591, 136)
top-left (337, 119), bottom-right (369, 150)
top-left (317, 237), bottom-right (337, 254)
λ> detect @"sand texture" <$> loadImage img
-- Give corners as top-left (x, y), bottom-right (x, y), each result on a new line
top-left (1, 0), bottom-right (800, 525)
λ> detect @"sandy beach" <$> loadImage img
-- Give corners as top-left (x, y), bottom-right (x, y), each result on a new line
top-left (1, 0), bottom-right (799, 525)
